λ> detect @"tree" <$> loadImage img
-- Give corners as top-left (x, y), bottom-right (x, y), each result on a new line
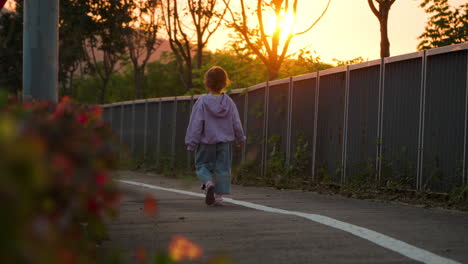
top-left (161, 0), bottom-right (227, 93)
top-left (0, 1), bottom-right (22, 95)
top-left (368, 0), bottom-right (396, 58)
top-left (83, 0), bottom-right (133, 104)
top-left (125, 0), bottom-right (163, 99)
top-left (224, 0), bottom-right (331, 81)
top-left (418, 0), bottom-right (468, 50)
top-left (59, 0), bottom-right (95, 97)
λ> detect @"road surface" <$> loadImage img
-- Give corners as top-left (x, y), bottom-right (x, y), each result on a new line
top-left (101, 170), bottom-right (468, 263)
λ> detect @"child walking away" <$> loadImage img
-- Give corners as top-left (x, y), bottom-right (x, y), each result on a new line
top-left (185, 66), bottom-right (246, 206)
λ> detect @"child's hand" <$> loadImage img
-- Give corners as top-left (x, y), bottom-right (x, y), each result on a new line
top-left (235, 141), bottom-right (245, 148)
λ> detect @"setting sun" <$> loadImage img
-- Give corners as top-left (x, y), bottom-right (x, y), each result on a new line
top-left (265, 10), bottom-right (296, 39)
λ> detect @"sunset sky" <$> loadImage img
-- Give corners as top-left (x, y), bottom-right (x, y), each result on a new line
top-left (3, 0), bottom-right (466, 64)
top-left (207, 0), bottom-right (467, 64)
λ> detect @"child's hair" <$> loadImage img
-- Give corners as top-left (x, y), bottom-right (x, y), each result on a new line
top-left (204, 66), bottom-right (231, 92)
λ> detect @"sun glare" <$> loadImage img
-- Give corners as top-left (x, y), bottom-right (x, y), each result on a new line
top-left (265, 10), bottom-right (296, 39)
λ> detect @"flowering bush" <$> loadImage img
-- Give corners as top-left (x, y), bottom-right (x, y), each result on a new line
top-left (0, 95), bottom-right (120, 263)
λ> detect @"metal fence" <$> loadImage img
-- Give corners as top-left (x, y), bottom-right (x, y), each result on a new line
top-left (102, 43), bottom-right (468, 193)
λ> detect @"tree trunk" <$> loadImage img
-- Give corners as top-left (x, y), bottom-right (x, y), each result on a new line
top-left (268, 63), bottom-right (280, 81)
top-left (68, 70), bottom-right (74, 97)
top-left (99, 79), bottom-right (109, 104)
top-left (134, 67), bottom-right (145, 99)
top-left (196, 42), bottom-right (203, 70)
top-left (380, 15), bottom-right (390, 58)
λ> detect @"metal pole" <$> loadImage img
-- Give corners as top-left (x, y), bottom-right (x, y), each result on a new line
top-left (464, 51), bottom-right (468, 186)
top-left (120, 105), bottom-right (124, 144)
top-left (242, 90), bottom-right (248, 164)
top-left (311, 73), bottom-right (320, 181)
top-left (23, 0), bottom-right (59, 102)
top-left (261, 82), bottom-right (270, 177)
top-left (109, 105), bottom-right (113, 131)
top-left (377, 58), bottom-right (386, 184)
top-left (171, 97), bottom-right (178, 168)
top-left (417, 51), bottom-right (428, 190)
top-left (342, 66), bottom-right (351, 184)
top-left (156, 99), bottom-right (162, 165)
top-left (119, 104), bottom-right (124, 159)
top-left (286, 77), bottom-right (293, 165)
top-left (131, 101), bottom-right (136, 155)
top-left (188, 96), bottom-right (194, 169)
top-left (143, 100), bottom-right (149, 158)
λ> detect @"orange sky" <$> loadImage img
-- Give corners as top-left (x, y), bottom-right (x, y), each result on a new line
top-left (3, 0), bottom-right (465, 64)
top-left (207, 0), bottom-right (467, 64)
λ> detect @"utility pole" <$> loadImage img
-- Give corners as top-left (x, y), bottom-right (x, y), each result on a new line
top-left (23, 0), bottom-right (59, 102)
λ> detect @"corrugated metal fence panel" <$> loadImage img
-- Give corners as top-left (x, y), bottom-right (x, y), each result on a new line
top-left (159, 101), bottom-right (175, 161)
top-left (230, 92), bottom-right (246, 168)
top-left (133, 103), bottom-right (146, 158)
top-left (290, 78), bottom-right (316, 178)
top-left (122, 104), bottom-right (133, 150)
top-left (381, 58), bottom-right (422, 188)
top-left (316, 72), bottom-right (346, 183)
top-left (266, 83), bottom-right (289, 169)
top-left (346, 66), bottom-right (380, 181)
top-left (245, 87), bottom-right (265, 173)
top-left (422, 50), bottom-right (468, 192)
top-left (146, 101), bottom-right (159, 161)
top-left (102, 107), bottom-right (111, 125)
top-left (174, 100), bottom-right (191, 168)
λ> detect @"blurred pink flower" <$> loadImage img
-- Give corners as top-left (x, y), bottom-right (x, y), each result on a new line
top-left (76, 113), bottom-right (89, 124)
top-left (94, 171), bottom-right (108, 187)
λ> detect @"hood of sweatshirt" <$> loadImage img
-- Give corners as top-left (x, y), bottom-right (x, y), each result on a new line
top-left (201, 94), bottom-right (231, 118)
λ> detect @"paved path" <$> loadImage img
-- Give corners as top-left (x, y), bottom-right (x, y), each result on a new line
top-left (102, 170), bottom-right (468, 263)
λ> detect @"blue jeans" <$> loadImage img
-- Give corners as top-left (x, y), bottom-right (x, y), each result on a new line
top-left (195, 143), bottom-right (232, 194)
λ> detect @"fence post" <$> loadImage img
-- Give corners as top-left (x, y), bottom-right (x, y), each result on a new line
top-left (311, 72), bottom-right (320, 181)
top-left (143, 99), bottom-right (149, 158)
top-left (131, 101), bottom-right (136, 155)
top-left (156, 98), bottom-right (162, 165)
top-left (417, 51), bottom-right (428, 191)
top-left (109, 105), bottom-right (113, 131)
top-left (261, 82), bottom-right (270, 177)
top-left (286, 77), bottom-right (293, 165)
top-left (376, 58), bottom-right (386, 184)
top-left (242, 89), bottom-right (248, 164)
top-left (188, 96), bottom-right (194, 169)
top-left (342, 66), bottom-right (351, 184)
top-left (463, 51), bottom-right (468, 186)
top-left (171, 97), bottom-right (178, 168)
top-left (119, 104), bottom-right (124, 160)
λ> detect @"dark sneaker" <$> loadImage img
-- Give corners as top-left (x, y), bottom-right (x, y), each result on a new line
top-left (205, 185), bottom-right (215, 205)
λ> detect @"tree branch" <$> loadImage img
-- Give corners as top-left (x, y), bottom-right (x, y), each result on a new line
top-left (295, 0), bottom-right (331, 35)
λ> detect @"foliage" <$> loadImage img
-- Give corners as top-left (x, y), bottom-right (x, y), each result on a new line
top-left (234, 135), bottom-right (311, 189)
top-left (0, 94), bottom-right (120, 263)
top-left (67, 58), bottom-right (186, 104)
top-left (59, 0), bottom-right (96, 96)
top-left (279, 48), bottom-right (333, 77)
top-left (332, 56), bottom-right (366, 67)
top-left (82, 0), bottom-right (134, 104)
top-left (224, 0), bottom-right (331, 80)
top-left (161, 0), bottom-right (227, 93)
top-left (191, 49), bottom-right (268, 94)
top-left (418, 0), bottom-right (468, 50)
top-left (0, 2), bottom-right (23, 95)
top-left (124, 0), bottom-right (163, 99)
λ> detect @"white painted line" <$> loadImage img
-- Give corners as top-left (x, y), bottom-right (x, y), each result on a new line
top-left (119, 180), bottom-right (460, 264)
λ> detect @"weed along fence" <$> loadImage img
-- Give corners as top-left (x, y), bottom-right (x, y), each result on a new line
top-left (103, 43), bottom-right (468, 194)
